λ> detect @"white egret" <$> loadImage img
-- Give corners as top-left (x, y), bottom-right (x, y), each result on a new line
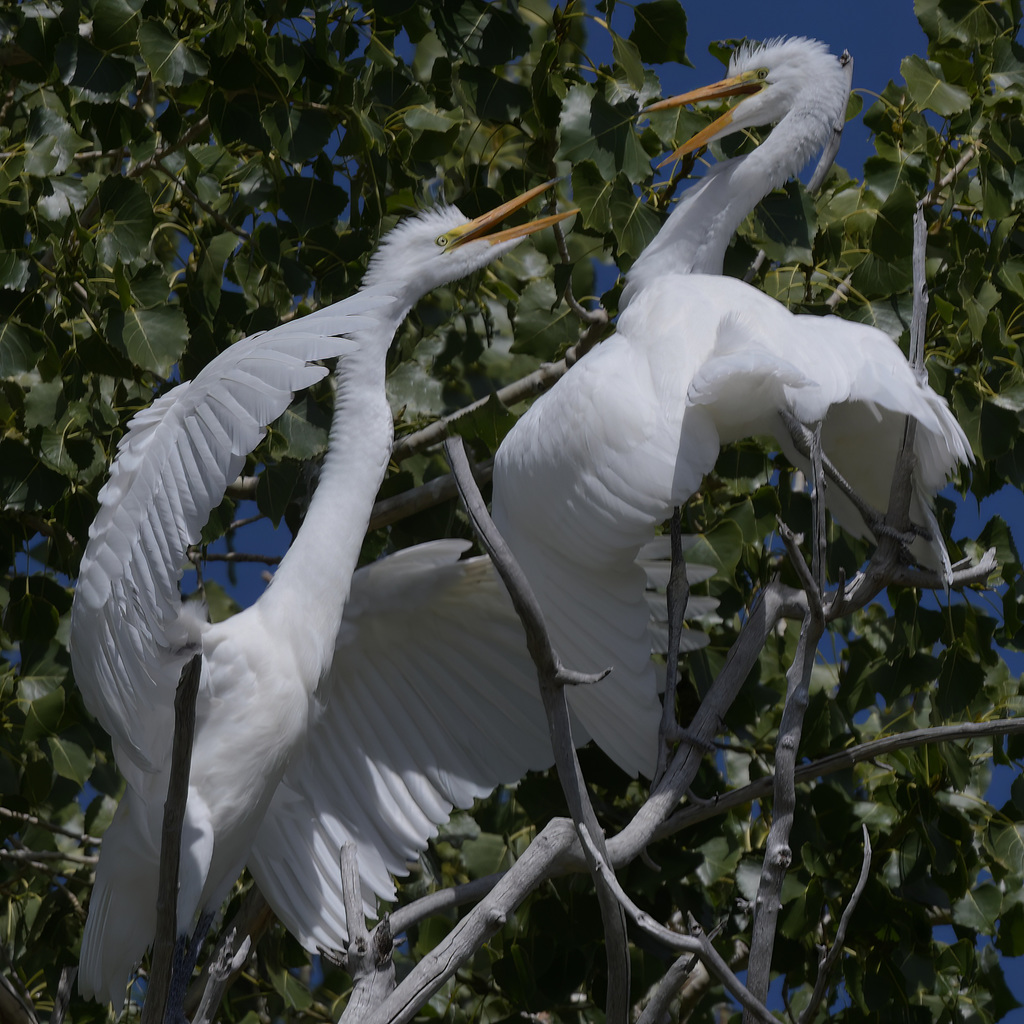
top-left (72, 184), bottom-right (590, 1012)
top-left (624, 37), bottom-right (851, 300)
top-left (491, 38), bottom-right (971, 775)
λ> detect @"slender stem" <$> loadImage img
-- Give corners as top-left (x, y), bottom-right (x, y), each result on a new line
top-left (798, 826), bottom-right (872, 1024)
top-left (656, 717), bottom-right (1024, 838)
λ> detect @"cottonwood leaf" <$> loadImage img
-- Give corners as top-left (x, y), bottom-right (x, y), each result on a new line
top-left (96, 177), bottom-right (155, 264)
top-left (609, 180), bottom-right (661, 258)
top-left (138, 20), bottom-right (209, 86)
top-left (901, 55), bottom-right (971, 116)
top-left (107, 307), bottom-right (188, 376)
top-left (511, 278), bottom-right (578, 358)
top-left (629, 0), bottom-right (689, 65)
top-left (46, 736), bottom-right (92, 785)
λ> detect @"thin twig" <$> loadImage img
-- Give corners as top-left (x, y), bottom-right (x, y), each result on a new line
top-left (744, 515), bottom-right (825, 1019)
top-left (577, 828), bottom-right (775, 1024)
top-left (49, 967), bottom-right (77, 1024)
top-left (363, 819), bottom-right (578, 1024)
top-left (388, 874), bottom-right (506, 934)
top-left (0, 848), bottom-right (97, 866)
top-left (391, 362), bottom-right (571, 461)
top-left (655, 717), bottom-right (1024, 839)
top-left (798, 825), bottom-right (872, 1024)
top-left (186, 888), bottom-right (276, 1021)
top-left (0, 807), bottom-right (101, 846)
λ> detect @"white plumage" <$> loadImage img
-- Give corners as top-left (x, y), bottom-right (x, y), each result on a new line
top-left (72, 189), bottom-right (597, 1011)
top-left (491, 38), bottom-right (970, 780)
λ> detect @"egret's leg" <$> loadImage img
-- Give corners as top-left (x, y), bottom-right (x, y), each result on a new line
top-left (778, 410), bottom-right (929, 547)
top-left (164, 911), bottom-right (214, 1024)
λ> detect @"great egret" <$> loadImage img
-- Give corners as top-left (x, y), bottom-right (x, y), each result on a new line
top-left (491, 38), bottom-right (971, 771)
top-left (72, 184), bottom-right (586, 1012)
top-left (624, 36), bottom-right (850, 301)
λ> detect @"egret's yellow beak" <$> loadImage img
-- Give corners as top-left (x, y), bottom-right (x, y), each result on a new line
top-left (646, 71), bottom-right (766, 168)
top-left (446, 180), bottom-right (579, 248)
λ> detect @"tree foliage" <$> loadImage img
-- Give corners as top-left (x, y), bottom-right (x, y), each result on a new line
top-left (1, 0), bottom-right (1023, 1021)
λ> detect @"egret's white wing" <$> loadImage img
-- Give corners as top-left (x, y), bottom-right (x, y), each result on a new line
top-left (248, 540), bottom-right (556, 952)
top-left (71, 293), bottom-right (389, 775)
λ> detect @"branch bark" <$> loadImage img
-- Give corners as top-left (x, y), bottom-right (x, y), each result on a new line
top-left (141, 652), bottom-right (202, 1024)
top-left (337, 844), bottom-right (395, 1024)
top-left (443, 436), bottom-right (630, 1024)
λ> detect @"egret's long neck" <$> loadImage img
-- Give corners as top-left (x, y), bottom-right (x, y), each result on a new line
top-left (257, 291), bottom-right (411, 691)
top-left (622, 111), bottom-right (833, 306)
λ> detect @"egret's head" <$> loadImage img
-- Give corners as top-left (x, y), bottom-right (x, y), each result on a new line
top-left (647, 37), bottom-right (847, 166)
top-left (363, 181), bottom-right (577, 301)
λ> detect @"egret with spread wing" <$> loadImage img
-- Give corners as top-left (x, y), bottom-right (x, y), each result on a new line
top-left (72, 184), bottom-right (582, 1012)
top-left (491, 38), bottom-right (970, 777)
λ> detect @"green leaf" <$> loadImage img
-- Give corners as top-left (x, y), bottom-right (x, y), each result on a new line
top-left (21, 686), bottom-right (65, 744)
top-left (138, 20), bottom-right (209, 86)
top-left (952, 883), bottom-right (1002, 934)
top-left (0, 322), bottom-right (37, 378)
top-left (458, 66), bottom-right (531, 122)
top-left (268, 393), bottom-right (331, 461)
top-left (450, 392), bottom-right (517, 450)
top-left (107, 307), bottom-right (188, 377)
top-left (0, 439), bottom-right (67, 512)
top-left (96, 176), bottom-right (155, 265)
top-left (511, 278), bottom-right (579, 358)
top-left (46, 736), bottom-right (92, 785)
top-left (629, 0), bottom-right (689, 65)
top-left (997, 900), bottom-right (1024, 955)
top-left (557, 85), bottom-right (648, 182)
top-left (611, 33), bottom-right (645, 91)
top-left (92, 0), bottom-right (144, 50)
top-left (608, 177), bottom-right (661, 258)
top-left (570, 161), bottom-right (614, 232)
top-left (914, 0), bottom-right (1011, 45)
top-left (279, 176), bottom-right (348, 235)
top-left (56, 37), bottom-right (135, 101)
top-left (901, 55), bottom-right (971, 116)
top-left (461, 832), bottom-right (508, 878)
top-left (757, 182), bottom-right (817, 265)
top-left (256, 460), bottom-right (304, 528)
top-left (696, 835), bottom-right (740, 886)
top-left (24, 106), bottom-right (85, 176)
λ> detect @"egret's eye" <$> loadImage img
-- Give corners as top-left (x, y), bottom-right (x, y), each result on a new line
top-left (436, 235), bottom-right (450, 247)
top-left (756, 68), bottom-right (768, 81)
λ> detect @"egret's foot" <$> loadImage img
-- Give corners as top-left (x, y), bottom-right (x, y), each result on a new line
top-left (164, 911), bottom-right (214, 1024)
top-left (778, 410), bottom-right (930, 550)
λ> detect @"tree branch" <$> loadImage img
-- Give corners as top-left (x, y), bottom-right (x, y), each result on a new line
top-left (443, 436), bottom-right (630, 1023)
top-left (577, 829), bottom-right (776, 1024)
top-left (363, 819), bottom-right (579, 1024)
top-left (141, 652), bottom-right (203, 1024)
top-left (655, 716), bottom-right (1024, 838)
top-left (337, 845), bottom-right (395, 1024)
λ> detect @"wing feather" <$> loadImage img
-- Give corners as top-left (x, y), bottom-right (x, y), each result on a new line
top-left (249, 541), bottom-right (555, 950)
top-left (71, 292), bottom-right (389, 773)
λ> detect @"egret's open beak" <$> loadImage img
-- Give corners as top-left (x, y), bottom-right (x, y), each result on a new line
top-left (448, 180), bottom-right (579, 247)
top-left (646, 71), bottom-right (765, 168)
